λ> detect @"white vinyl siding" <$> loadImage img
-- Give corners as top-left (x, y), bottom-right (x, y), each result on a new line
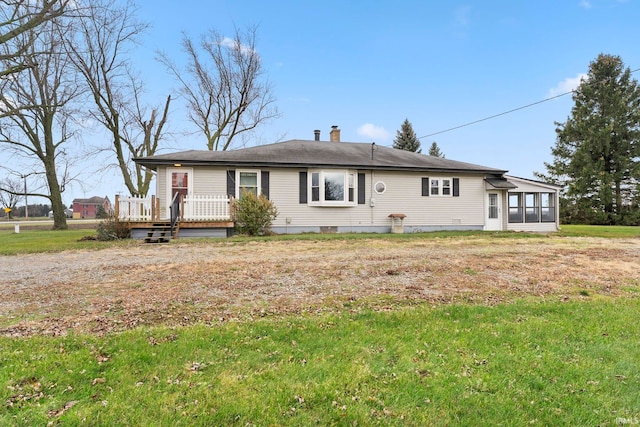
top-left (155, 167), bottom-right (558, 233)
top-left (271, 170), bottom-right (485, 229)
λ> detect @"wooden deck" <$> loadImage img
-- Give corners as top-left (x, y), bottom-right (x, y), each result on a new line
top-left (115, 194), bottom-right (235, 240)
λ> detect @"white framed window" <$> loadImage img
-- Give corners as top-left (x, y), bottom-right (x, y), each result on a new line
top-left (374, 181), bottom-right (386, 194)
top-left (442, 179), bottom-right (451, 196)
top-left (509, 192), bottom-right (523, 223)
top-left (430, 179), bottom-right (439, 195)
top-left (237, 170), bottom-right (260, 197)
top-left (541, 193), bottom-right (555, 222)
top-left (488, 193), bottom-right (498, 219)
top-left (426, 178), bottom-right (455, 197)
top-left (525, 193), bottom-right (539, 223)
top-left (308, 170), bottom-right (357, 206)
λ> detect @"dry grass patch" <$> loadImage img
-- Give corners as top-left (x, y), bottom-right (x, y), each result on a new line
top-left (1, 236), bottom-right (639, 336)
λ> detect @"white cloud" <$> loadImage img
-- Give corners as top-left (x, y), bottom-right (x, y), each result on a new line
top-left (547, 73), bottom-right (588, 97)
top-left (579, 0), bottom-right (592, 9)
top-left (219, 37), bottom-right (254, 55)
top-left (453, 5), bottom-right (472, 27)
top-left (357, 123), bottom-right (391, 141)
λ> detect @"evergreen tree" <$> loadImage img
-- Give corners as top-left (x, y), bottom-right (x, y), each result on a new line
top-left (539, 54), bottom-right (640, 225)
top-left (393, 119), bottom-right (422, 153)
top-left (428, 141), bottom-right (445, 158)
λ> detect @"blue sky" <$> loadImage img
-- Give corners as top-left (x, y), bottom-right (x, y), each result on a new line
top-left (11, 0), bottom-right (640, 203)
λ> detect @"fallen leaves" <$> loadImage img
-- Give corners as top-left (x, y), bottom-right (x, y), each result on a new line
top-left (47, 400), bottom-right (78, 418)
top-left (1, 237), bottom-right (639, 337)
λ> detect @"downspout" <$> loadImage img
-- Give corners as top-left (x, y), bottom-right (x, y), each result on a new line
top-left (556, 189), bottom-right (561, 230)
top-left (370, 170), bottom-right (375, 226)
top-left (370, 142), bottom-right (376, 227)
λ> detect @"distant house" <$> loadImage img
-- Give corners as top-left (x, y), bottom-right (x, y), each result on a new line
top-left (117, 127), bottom-right (561, 239)
top-left (48, 208), bottom-right (73, 218)
top-left (72, 196), bottom-right (113, 219)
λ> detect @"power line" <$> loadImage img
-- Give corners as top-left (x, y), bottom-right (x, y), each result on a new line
top-left (419, 67), bottom-right (640, 139)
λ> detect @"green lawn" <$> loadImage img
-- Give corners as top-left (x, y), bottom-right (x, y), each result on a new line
top-left (2, 225), bottom-right (639, 425)
top-left (1, 224), bottom-right (637, 256)
top-left (2, 298), bottom-right (638, 426)
top-left (557, 224), bottom-right (640, 238)
top-left (0, 229), bottom-right (137, 255)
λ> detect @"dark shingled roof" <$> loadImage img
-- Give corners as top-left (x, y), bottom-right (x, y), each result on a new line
top-left (135, 140), bottom-right (507, 175)
top-left (485, 177), bottom-right (518, 189)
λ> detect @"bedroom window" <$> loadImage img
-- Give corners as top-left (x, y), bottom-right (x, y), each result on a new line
top-left (442, 179), bottom-right (451, 196)
top-left (238, 171), bottom-right (259, 196)
top-left (430, 179), bottom-right (439, 195)
top-left (423, 177), bottom-right (457, 197)
top-left (308, 170), bottom-right (357, 206)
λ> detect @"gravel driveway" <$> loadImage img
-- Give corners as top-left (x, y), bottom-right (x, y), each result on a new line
top-left (2, 237), bottom-right (639, 337)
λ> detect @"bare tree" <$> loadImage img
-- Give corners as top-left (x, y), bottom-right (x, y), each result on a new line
top-left (0, 0), bottom-right (69, 78)
top-left (67, 0), bottom-right (171, 196)
top-left (0, 6), bottom-right (79, 230)
top-left (0, 175), bottom-right (22, 216)
top-left (159, 25), bottom-right (279, 151)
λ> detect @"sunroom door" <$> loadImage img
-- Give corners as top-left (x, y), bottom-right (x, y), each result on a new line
top-left (486, 192), bottom-right (503, 231)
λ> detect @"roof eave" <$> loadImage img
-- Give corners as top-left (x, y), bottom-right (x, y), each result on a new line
top-left (135, 158), bottom-right (506, 175)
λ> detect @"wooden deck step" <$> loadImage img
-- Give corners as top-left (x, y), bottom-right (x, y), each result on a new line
top-left (144, 222), bottom-right (175, 244)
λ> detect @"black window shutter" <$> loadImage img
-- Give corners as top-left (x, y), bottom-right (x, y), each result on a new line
top-left (422, 177), bottom-right (429, 196)
top-left (357, 173), bottom-right (366, 204)
top-left (299, 171), bottom-right (307, 203)
top-left (261, 171), bottom-right (270, 199)
top-left (227, 170), bottom-right (236, 197)
top-left (453, 178), bottom-right (460, 197)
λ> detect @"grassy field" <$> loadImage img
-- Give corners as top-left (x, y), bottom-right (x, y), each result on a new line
top-left (1, 225), bottom-right (638, 425)
top-left (0, 229), bottom-right (137, 255)
top-left (2, 298), bottom-right (638, 426)
top-left (556, 224), bottom-right (640, 238)
top-left (0, 223), bottom-right (638, 256)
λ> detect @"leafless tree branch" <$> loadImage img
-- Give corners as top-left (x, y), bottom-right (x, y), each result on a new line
top-left (158, 25), bottom-right (279, 151)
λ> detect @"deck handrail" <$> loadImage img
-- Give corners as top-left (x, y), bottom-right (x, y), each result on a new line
top-left (169, 192), bottom-right (181, 233)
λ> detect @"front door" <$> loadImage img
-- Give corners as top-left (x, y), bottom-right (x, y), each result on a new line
top-left (166, 168), bottom-right (192, 219)
top-left (486, 192), bottom-right (502, 231)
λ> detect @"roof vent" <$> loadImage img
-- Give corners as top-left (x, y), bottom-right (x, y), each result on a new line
top-left (314, 129), bottom-right (320, 141)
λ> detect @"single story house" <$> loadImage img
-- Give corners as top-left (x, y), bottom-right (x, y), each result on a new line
top-left (123, 127), bottom-right (560, 238)
top-left (72, 196), bottom-right (113, 219)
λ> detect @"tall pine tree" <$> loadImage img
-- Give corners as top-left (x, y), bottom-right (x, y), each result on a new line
top-left (428, 141), bottom-right (445, 158)
top-left (540, 54), bottom-right (640, 225)
top-left (393, 119), bottom-right (421, 153)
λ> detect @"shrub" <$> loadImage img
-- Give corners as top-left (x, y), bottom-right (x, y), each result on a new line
top-left (96, 214), bottom-right (131, 241)
top-left (95, 205), bottom-right (109, 219)
top-left (234, 191), bottom-right (278, 236)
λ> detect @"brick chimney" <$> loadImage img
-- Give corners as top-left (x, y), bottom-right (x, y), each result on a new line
top-left (329, 125), bottom-right (340, 142)
top-left (314, 129), bottom-right (321, 141)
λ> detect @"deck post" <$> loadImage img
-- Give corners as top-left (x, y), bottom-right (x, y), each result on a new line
top-left (114, 195), bottom-right (120, 220)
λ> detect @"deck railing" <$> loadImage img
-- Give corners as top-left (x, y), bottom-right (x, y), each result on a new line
top-left (183, 194), bottom-right (231, 221)
top-left (116, 194), bottom-right (232, 222)
top-left (116, 195), bottom-right (157, 221)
